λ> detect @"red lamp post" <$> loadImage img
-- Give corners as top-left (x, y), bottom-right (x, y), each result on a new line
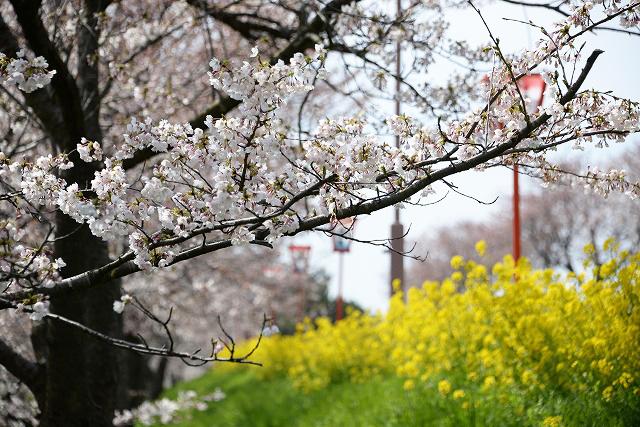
top-left (481, 74), bottom-right (546, 261)
top-left (513, 74), bottom-right (546, 261)
top-left (332, 217), bottom-right (355, 321)
top-left (288, 244), bottom-right (311, 322)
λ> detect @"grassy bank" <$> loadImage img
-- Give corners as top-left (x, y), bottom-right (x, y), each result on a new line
top-left (152, 368), bottom-right (632, 427)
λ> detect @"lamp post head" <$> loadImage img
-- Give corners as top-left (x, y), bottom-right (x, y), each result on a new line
top-left (481, 73), bottom-right (546, 113)
top-left (518, 74), bottom-right (546, 112)
top-left (331, 217), bottom-right (356, 253)
top-left (288, 245), bottom-right (311, 273)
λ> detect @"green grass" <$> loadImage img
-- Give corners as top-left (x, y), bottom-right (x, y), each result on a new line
top-left (157, 369), bottom-right (475, 427)
top-left (152, 369), bottom-right (637, 427)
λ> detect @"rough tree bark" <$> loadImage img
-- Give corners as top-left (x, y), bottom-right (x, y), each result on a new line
top-left (43, 1), bottom-right (123, 424)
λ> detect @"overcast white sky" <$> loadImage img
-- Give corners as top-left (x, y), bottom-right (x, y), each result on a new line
top-left (285, 1), bottom-right (640, 313)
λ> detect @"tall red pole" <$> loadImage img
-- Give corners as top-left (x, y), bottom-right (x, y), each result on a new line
top-left (332, 218), bottom-right (353, 321)
top-left (513, 165), bottom-right (521, 261)
top-left (336, 252), bottom-right (344, 321)
top-left (298, 270), bottom-right (305, 322)
top-left (512, 75), bottom-right (546, 262)
top-left (289, 245), bottom-right (311, 322)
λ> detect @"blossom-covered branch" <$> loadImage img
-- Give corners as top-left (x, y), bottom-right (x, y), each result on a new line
top-left (0, 50), bottom-right (55, 93)
top-left (2, 43), bottom-right (638, 308)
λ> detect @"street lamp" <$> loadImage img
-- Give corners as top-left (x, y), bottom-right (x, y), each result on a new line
top-left (481, 74), bottom-right (546, 261)
top-left (288, 244), bottom-right (311, 322)
top-left (332, 217), bottom-right (355, 321)
top-left (513, 74), bottom-right (546, 261)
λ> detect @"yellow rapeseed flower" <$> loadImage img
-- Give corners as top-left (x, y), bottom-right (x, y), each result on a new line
top-left (482, 376), bottom-right (496, 390)
top-left (453, 389), bottom-right (465, 400)
top-left (451, 271), bottom-right (463, 282)
top-left (541, 415), bottom-right (563, 427)
top-left (438, 379), bottom-right (452, 396)
top-left (583, 243), bottom-right (595, 255)
top-left (615, 372), bottom-right (633, 389)
top-left (450, 255), bottom-right (464, 269)
top-left (403, 379), bottom-right (415, 391)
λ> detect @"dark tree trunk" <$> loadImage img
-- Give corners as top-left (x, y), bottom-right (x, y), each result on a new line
top-left (40, 2), bottom-right (123, 424)
top-left (42, 198), bottom-right (122, 427)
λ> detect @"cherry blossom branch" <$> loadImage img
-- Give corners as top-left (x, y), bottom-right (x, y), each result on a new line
top-left (318, 225), bottom-right (425, 261)
top-left (499, 0), bottom-right (640, 37)
top-left (122, 0), bottom-right (361, 171)
top-left (0, 296), bottom-right (266, 366)
top-left (0, 48), bottom-right (608, 308)
top-left (291, 49), bottom-right (605, 231)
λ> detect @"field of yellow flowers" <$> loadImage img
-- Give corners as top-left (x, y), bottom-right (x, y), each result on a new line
top-left (218, 241), bottom-right (639, 426)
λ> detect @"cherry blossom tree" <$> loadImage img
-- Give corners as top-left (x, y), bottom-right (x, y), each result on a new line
top-left (0, 0), bottom-right (639, 425)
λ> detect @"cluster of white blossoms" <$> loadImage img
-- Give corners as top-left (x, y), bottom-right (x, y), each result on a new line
top-left (0, 216), bottom-right (66, 296)
top-left (77, 138), bottom-right (104, 162)
top-left (113, 389), bottom-right (225, 426)
top-left (11, 299), bottom-right (51, 321)
top-left (0, 50), bottom-right (56, 93)
top-left (112, 294), bottom-right (133, 314)
top-left (262, 324), bottom-right (281, 337)
top-left (581, 167), bottom-right (631, 197)
top-left (0, 0), bottom-right (639, 291)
